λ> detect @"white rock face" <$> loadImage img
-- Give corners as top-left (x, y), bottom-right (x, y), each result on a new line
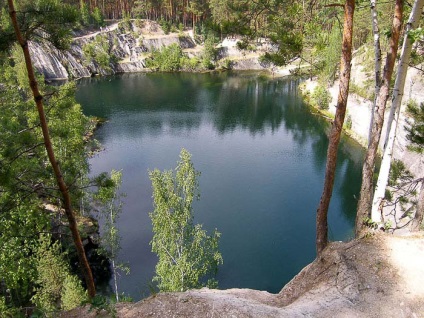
top-left (302, 50), bottom-right (424, 177)
top-left (30, 42), bottom-right (69, 79)
top-left (30, 22), bottom-right (153, 79)
top-left (29, 21), bottom-right (275, 80)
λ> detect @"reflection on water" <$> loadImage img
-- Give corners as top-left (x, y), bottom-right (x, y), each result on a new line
top-left (76, 72), bottom-right (364, 300)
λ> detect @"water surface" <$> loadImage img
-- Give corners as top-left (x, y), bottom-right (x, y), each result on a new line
top-left (76, 72), bottom-right (364, 299)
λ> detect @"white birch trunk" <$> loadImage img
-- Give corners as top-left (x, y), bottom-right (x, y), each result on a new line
top-left (112, 258), bottom-right (119, 302)
top-left (371, 0), bottom-right (424, 223)
top-left (368, 0), bottom-right (382, 145)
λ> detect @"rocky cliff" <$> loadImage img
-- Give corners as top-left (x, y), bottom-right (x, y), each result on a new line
top-left (30, 21), bottom-right (197, 80)
top-left (29, 20), bottom-right (274, 80)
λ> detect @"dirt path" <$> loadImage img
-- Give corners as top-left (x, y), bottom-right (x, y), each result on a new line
top-left (73, 22), bottom-right (120, 40)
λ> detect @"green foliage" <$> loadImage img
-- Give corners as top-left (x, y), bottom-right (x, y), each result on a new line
top-left (405, 100), bottom-right (424, 153)
top-left (134, 19), bottom-right (145, 29)
top-left (93, 170), bottom-right (129, 301)
top-left (363, 217), bottom-right (378, 229)
top-left (89, 295), bottom-right (117, 317)
top-left (236, 38), bottom-right (249, 51)
top-left (91, 7), bottom-right (105, 28)
top-left (311, 84), bottom-right (331, 110)
top-left (345, 115), bottom-right (352, 130)
top-left (61, 275), bottom-right (88, 311)
top-left (146, 38), bottom-right (218, 72)
top-left (0, 48), bottom-right (91, 311)
top-left (388, 160), bottom-right (413, 186)
top-left (80, 0), bottom-right (91, 25)
top-left (146, 43), bottom-right (184, 71)
top-left (159, 19), bottom-right (171, 34)
top-left (0, 0), bottom-right (78, 51)
top-left (220, 58), bottom-right (233, 70)
top-left (201, 35), bottom-right (218, 69)
top-left (0, 7), bottom-right (14, 52)
top-left (31, 235), bottom-right (87, 316)
top-left (149, 149), bottom-right (223, 292)
top-left (181, 55), bottom-right (201, 71)
top-left (0, 296), bottom-right (23, 318)
top-left (118, 16), bottom-right (133, 33)
top-left (318, 27), bottom-right (342, 84)
top-left (82, 34), bottom-right (112, 69)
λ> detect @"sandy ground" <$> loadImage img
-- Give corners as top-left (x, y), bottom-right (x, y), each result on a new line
top-left (59, 233), bottom-right (424, 318)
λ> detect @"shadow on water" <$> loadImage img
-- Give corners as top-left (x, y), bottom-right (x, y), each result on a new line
top-left (76, 72), bottom-right (365, 299)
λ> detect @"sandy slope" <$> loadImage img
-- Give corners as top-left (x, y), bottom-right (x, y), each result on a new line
top-left (60, 233), bottom-right (424, 318)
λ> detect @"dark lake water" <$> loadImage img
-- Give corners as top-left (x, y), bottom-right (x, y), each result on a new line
top-left (76, 72), bottom-right (364, 300)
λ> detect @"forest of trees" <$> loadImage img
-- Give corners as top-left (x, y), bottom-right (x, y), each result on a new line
top-left (0, 0), bottom-right (423, 316)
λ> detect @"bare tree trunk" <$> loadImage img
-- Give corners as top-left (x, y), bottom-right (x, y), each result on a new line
top-left (355, 0), bottom-right (403, 237)
top-left (316, 0), bottom-right (355, 256)
top-left (371, 0), bottom-right (424, 223)
top-left (411, 182), bottom-right (424, 231)
top-left (368, 0), bottom-right (382, 145)
top-left (7, 0), bottom-right (96, 299)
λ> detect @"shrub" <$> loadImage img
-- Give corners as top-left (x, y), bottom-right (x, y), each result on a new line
top-left (135, 19), bottom-right (145, 29)
top-left (220, 58), bottom-right (233, 70)
top-left (82, 35), bottom-right (112, 70)
top-left (312, 84), bottom-right (331, 110)
top-left (181, 56), bottom-right (200, 71)
top-left (118, 16), bottom-right (132, 33)
top-left (201, 36), bottom-right (217, 70)
top-left (236, 38), bottom-right (249, 51)
top-left (146, 44), bottom-right (184, 71)
top-left (159, 19), bottom-right (171, 34)
top-left (31, 235), bottom-right (87, 316)
top-left (91, 7), bottom-right (104, 27)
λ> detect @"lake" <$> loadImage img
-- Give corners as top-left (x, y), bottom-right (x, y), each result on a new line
top-left (76, 72), bottom-right (364, 300)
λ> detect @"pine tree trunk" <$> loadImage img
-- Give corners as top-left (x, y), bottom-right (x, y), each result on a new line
top-left (7, 0), bottom-right (96, 299)
top-left (368, 0), bottom-right (382, 145)
top-left (371, 0), bottom-right (424, 223)
top-left (316, 0), bottom-right (355, 256)
top-left (355, 0), bottom-right (403, 237)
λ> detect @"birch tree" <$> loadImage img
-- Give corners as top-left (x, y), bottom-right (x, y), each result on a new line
top-left (149, 149), bottom-right (223, 291)
top-left (316, 0), bottom-right (355, 256)
top-left (356, 0), bottom-right (403, 236)
top-left (371, 0), bottom-right (424, 224)
top-left (94, 170), bottom-right (128, 302)
top-left (368, 0), bottom-right (382, 145)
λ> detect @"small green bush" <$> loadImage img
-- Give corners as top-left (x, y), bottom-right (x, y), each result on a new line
top-left (181, 56), bottom-right (200, 71)
top-left (146, 44), bottom-right (184, 71)
top-left (236, 38), bottom-right (249, 51)
top-left (201, 36), bottom-right (217, 70)
top-left (91, 7), bottom-right (105, 27)
top-left (82, 35), bottom-right (112, 70)
top-left (135, 19), bottom-right (145, 29)
top-left (159, 19), bottom-right (171, 34)
top-left (118, 16), bottom-right (132, 33)
top-left (220, 58), bottom-right (233, 70)
top-left (312, 84), bottom-right (331, 110)
top-left (31, 236), bottom-right (87, 316)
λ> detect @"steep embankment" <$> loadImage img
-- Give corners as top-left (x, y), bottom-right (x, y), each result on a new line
top-left (29, 20), bottom-right (276, 80)
top-left (29, 21), bottom-right (195, 79)
top-left (300, 49), bottom-right (424, 231)
top-left (60, 233), bottom-right (424, 317)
